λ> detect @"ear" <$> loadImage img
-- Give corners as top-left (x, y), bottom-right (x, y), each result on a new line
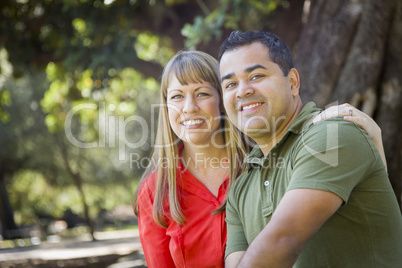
top-left (288, 68), bottom-right (300, 97)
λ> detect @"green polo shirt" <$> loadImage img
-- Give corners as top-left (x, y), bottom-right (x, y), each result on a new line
top-left (225, 102), bottom-right (402, 267)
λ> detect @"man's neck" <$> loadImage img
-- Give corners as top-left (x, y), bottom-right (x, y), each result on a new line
top-left (258, 100), bottom-right (303, 157)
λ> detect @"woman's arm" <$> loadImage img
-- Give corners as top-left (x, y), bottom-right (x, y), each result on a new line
top-left (313, 103), bottom-right (387, 171)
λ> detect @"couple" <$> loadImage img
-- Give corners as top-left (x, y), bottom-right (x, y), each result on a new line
top-left (134, 31), bottom-right (402, 267)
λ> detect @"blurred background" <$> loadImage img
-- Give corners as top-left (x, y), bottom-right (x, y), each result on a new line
top-left (0, 0), bottom-right (401, 267)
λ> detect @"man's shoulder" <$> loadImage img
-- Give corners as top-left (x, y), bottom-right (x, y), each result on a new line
top-left (292, 116), bottom-right (382, 170)
top-left (301, 116), bottom-right (371, 145)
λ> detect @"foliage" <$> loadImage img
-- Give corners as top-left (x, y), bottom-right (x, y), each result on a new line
top-left (0, 0), bottom-right (286, 230)
top-left (0, 49), bottom-right (13, 123)
top-left (0, 62), bottom-right (151, 226)
top-left (0, 42), bottom-right (157, 229)
top-left (8, 169), bottom-right (139, 225)
top-left (182, 0), bottom-right (284, 48)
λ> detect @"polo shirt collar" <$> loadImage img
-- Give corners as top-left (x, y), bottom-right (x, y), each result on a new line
top-left (287, 102), bottom-right (319, 134)
top-left (244, 102), bottom-right (320, 167)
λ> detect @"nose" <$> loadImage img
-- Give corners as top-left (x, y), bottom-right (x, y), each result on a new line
top-left (236, 81), bottom-right (254, 99)
top-left (183, 96), bottom-right (199, 114)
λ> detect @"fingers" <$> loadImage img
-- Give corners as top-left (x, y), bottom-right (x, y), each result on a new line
top-left (313, 104), bottom-right (380, 139)
top-left (343, 115), bottom-right (367, 128)
top-left (345, 114), bottom-right (379, 139)
top-left (313, 104), bottom-right (362, 124)
top-left (336, 104), bottom-right (358, 117)
top-left (313, 105), bottom-right (349, 124)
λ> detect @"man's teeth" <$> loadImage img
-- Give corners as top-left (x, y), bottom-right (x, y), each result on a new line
top-left (183, 119), bottom-right (203, 126)
top-left (243, 103), bottom-right (262, 111)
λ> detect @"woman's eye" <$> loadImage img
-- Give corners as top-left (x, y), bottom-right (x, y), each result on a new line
top-left (171, 95), bottom-right (182, 100)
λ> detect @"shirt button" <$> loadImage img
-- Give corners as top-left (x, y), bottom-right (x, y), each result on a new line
top-left (264, 181), bottom-right (270, 187)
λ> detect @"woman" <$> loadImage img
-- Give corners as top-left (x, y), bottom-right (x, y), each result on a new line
top-left (133, 50), bottom-right (386, 267)
top-left (133, 50), bottom-right (247, 267)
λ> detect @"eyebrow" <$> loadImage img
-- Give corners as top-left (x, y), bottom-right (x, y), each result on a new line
top-left (221, 73), bottom-right (234, 83)
top-left (167, 87), bottom-right (205, 95)
top-left (221, 64), bottom-right (267, 82)
top-left (246, 64), bottom-right (267, 73)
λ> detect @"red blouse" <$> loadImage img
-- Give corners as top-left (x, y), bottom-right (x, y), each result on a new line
top-left (137, 160), bottom-right (229, 268)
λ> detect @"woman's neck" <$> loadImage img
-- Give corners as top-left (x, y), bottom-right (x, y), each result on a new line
top-left (181, 136), bottom-right (228, 172)
top-left (180, 136), bottom-right (229, 197)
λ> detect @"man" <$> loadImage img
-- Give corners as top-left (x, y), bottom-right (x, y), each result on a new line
top-left (219, 30), bottom-right (402, 267)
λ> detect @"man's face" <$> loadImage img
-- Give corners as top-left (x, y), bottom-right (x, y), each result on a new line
top-left (219, 42), bottom-right (298, 142)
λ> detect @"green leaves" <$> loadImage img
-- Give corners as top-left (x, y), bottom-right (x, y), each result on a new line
top-left (180, 0), bottom-right (284, 49)
top-left (135, 32), bottom-right (175, 66)
top-left (0, 0), bottom-right (285, 230)
top-left (0, 89), bottom-right (11, 123)
top-left (182, 13), bottom-right (223, 48)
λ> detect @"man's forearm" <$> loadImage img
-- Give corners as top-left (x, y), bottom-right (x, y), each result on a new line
top-left (236, 188), bottom-right (342, 267)
top-left (226, 251), bottom-right (246, 268)
top-left (237, 228), bottom-right (301, 268)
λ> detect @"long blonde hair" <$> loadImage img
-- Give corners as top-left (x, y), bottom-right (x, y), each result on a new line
top-left (133, 50), bottom-right (248, 228)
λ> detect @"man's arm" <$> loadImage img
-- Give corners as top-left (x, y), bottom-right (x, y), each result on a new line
top-left (226, 251), bottom-right (246, 268)
top-left (225, 179), bottom-right (250, 266)
top-left (237, 188), bottom-right (342, 268)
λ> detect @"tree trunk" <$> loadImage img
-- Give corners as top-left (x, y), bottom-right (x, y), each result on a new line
top-left (60, 145), bottom-right (96, 241)
top-left (376, 0), bottom-right (402, 211)
top-left (294, 0), bottom-right (402, 209)
top-left (271, 0), bottom-right (305, 51)
top-left (0, 172), bottom-right (20, 240)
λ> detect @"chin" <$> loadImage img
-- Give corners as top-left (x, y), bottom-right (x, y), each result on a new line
top-left (243, 126), bottom-right (271, 137)
top-left (181, 136), bottom-right (209, 147)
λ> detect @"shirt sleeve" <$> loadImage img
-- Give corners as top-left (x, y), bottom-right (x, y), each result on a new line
top-left (288, 118), bottom-right (380, 203)
top-left (225, 188), bottom-right (249, 259)
top-left (137, 179), bottom-right (176, 268)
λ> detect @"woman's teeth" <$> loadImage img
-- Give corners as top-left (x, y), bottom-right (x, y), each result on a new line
top-left (182, 119), bottom-right (204, 126)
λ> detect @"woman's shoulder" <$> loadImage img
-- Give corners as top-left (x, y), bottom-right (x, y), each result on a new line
top-left (139, 170), bottom-right (158, 195)
top-left (136, 171), bottom-right (159, 215)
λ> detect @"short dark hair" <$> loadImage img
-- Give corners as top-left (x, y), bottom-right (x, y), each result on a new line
top-left (218, 31), bottom-right (294, 76)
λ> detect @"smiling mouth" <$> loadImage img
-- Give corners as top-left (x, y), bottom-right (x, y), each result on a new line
top-left (241, 102), bottom-right (263, 111)
top-left (182, 119), bottom-right (204, 126)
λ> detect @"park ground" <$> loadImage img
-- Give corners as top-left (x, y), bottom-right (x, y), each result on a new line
top-left (0, 229), bottom-right (146, 268)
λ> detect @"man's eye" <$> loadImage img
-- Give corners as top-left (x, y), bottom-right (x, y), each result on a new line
top-left (251, 75), bottom-right (263, 81)
top-left (225, 82), bottom-right (237, 89)
top-left (197, 92), bottom-right (210, 97)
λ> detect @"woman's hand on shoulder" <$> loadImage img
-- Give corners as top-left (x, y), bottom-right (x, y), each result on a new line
top-left (312, 103), bottom-right (381, 140)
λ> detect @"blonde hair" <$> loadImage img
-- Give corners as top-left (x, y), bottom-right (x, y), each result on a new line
top-left (133, 50), bottom-right (248, 228)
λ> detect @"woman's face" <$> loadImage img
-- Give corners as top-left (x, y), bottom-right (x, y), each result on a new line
top-left (166, 75), bottom-right (223, 148)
